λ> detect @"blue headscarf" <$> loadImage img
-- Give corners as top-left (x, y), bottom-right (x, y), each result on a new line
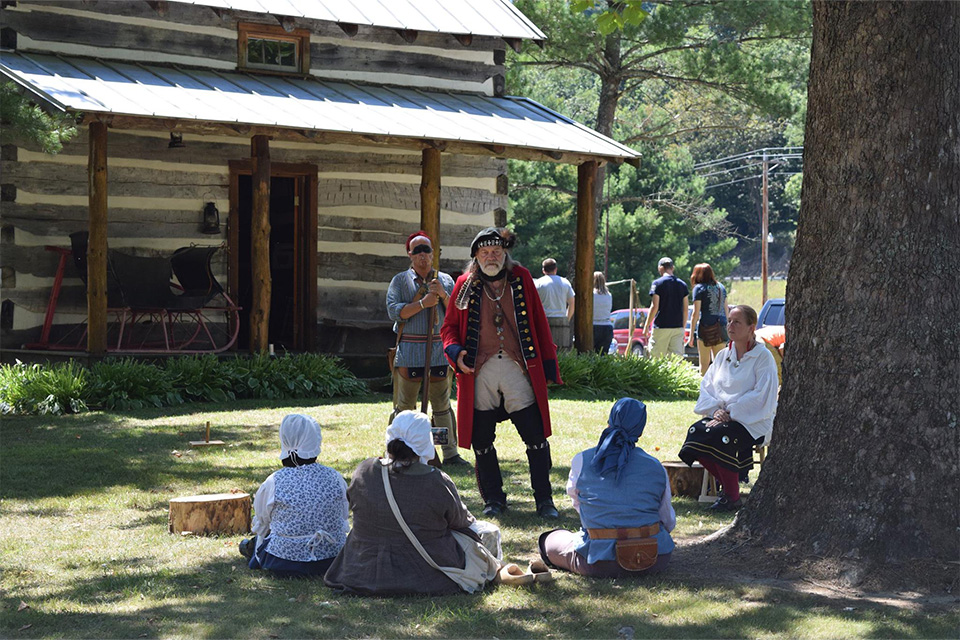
top-left (591, 398), bottom-right (648, 482)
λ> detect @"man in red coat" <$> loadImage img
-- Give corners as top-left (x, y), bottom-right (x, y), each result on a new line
top-left (441, 227), bottom-right (561, 519)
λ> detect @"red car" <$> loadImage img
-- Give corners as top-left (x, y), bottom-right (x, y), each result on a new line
top-left (610, 308), bottom-right (649, 356)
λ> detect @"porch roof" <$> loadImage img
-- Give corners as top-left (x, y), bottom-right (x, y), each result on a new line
top-left (166, 0), bottom-right (547, 41)
top-left (1, 52), bottom-right (638, 164)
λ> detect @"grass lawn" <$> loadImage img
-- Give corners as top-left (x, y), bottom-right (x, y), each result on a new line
top-left (725, 280), bottom-right (788, 311)
top-left (2, 395), bottom-right (955, 639)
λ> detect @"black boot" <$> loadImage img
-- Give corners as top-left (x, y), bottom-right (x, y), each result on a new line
top-left (509, 404), bottom-right (555, 506)
top-left (472, 409), bottom-right (506, 510)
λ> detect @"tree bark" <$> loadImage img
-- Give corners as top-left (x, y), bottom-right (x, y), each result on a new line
top-left (593, 32), bottom-right (623, 232)
top-left (169, 493), bottom-right (251, 535)
top-left (737, 0), bottom-right (960, 580)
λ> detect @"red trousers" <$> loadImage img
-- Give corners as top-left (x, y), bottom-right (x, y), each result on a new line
top-left (698, 457), bottom-right (741, 501)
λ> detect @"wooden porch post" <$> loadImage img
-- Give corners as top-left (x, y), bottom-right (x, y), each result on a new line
top-left (574, 160), bottom-right (598, 353)
top-left (250, 135), bottom-right (271, 354)
top-left (87, 121), bottom-right (108, 355)
top-left (420, 148), bottom-right (442, 269)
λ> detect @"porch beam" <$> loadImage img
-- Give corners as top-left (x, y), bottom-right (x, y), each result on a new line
top-left (574, 160), bottom-right (597, 354)
top-left (250, 134), bottom-right (271, 354)
top-left (91, 115), bottom-right (631, 167)
top-left (87, 121), bottom-right (108, 355)
top-left (420, 147), bottom-right (441, 269)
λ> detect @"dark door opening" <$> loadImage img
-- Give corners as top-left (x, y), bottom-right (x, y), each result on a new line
top-left (234, 173), bottom-right (315, 352)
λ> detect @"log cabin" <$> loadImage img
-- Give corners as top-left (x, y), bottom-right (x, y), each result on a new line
top-left (0, 0), bottom-right (639, 373)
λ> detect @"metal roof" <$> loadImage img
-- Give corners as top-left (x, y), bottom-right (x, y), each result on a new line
top-left (167, 0), bottom-right (547, 41)
top-left (0, 52), bottom-right (639, 162)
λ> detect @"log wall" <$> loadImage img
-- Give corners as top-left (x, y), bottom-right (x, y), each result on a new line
top-left (0, 2), bottom-right (507, 362)
top-left (0, 129), bottom-right (503, 353)
top-left (1, 1), bottom-right (505, 95)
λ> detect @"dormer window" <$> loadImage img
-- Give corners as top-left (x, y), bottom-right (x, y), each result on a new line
top-left (238, 23), bottom-right (310, 75)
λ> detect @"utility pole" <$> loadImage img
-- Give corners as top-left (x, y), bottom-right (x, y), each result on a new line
top-left (761, 151), bottom-right (769, 305)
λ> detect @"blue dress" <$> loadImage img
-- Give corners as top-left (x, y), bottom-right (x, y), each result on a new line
top-left (572, 447), bottom-right (674, 564)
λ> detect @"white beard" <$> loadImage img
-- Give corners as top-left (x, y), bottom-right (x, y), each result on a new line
top-left (480, 261), bottom-right (504, 276)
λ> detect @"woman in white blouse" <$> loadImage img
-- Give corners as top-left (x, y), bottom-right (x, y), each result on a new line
top-left (678, 305), bottom-right (779, 511)
top-left (239, 414), bottom-right (349, 577)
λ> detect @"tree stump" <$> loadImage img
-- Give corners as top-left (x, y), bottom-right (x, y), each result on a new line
top-left (168, 492), bottom-right (251, 535)
top-left (662, 461), bottom-right (706, 499)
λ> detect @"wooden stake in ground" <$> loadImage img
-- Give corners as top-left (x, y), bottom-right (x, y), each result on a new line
top-left (190, 421), bottom-right (225, 447)
top-left (169, 492), bottom-right (251, 535)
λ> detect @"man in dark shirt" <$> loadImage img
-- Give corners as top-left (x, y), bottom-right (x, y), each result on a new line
top-left (642, 257), bottom-right (689, 357)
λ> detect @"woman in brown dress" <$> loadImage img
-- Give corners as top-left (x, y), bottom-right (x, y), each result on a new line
top-left (324, 411), bottom-right (480, 595)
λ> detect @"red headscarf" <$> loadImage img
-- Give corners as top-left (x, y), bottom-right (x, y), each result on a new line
top-left (406, 230), bottom-right (431, 252)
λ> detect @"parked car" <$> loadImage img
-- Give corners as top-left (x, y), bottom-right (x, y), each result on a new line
top-left (756, 298), bottom-right (786, 384)
top-left (757, 297), bottom-right (785, 328)
top-left (610, 308), bottom-right (648, 356)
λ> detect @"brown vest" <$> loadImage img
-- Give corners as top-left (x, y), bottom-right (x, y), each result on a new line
top-left (475, 279), bottom-right (524, 372)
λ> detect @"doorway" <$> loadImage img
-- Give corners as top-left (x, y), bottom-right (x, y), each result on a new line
top-left (229, 162), bottom-right (317, 352)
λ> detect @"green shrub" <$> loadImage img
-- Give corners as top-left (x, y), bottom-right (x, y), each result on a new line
top-left (164, 354), bottom-right (235, 403)
top-left (88, 358), bottom-right (182, 410)
top-left (0, 360), bottom-right (88, 415)
top-left (286, 353), bottom-right (369, 398)
top-left (556, 352), bottom-right (700, 400)
top-left (3, 353), bottom-right (368, 415)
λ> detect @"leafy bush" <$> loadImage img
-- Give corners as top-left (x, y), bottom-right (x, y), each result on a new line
top-left (0, 360), bottom-right (88, 415)
top-left (164, 354), bottom-right (235, 404)
top-left (557, 352), bottom-right (700, 400)
top-left (88, 358), bottom-right (182, 410)
top-left (2, 353), bottom-right (369, 415)
top-left (286, 353), bottom-right (369, 398)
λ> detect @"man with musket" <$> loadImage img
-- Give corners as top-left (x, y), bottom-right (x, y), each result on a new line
top-left (386, 231), bottom-right (469, 467)
top-left (441, 227), bottom-right (561, 518)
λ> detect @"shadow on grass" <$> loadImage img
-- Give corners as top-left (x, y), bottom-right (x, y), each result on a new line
top-left (4, 552), bottom-right (954, 640)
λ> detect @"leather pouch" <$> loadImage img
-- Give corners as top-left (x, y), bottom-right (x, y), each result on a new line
top-left (614, 537), bottom-right (659, 572)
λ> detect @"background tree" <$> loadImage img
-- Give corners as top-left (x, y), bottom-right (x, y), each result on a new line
top-left (737, 0), bottom-right (959, 586)
top-left (0, 82), bottom-right (77, 153)
top-left (507, 0), bottom-right (810, 299)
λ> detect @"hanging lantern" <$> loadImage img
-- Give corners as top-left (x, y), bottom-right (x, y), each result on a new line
top-left (201, 202), bottom-right (221, 234)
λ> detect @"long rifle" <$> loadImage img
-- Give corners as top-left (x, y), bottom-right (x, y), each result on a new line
top-left (420, 270), bottom-right (441, 466)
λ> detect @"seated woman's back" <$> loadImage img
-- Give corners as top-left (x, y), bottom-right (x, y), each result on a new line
top-left (346, 458), bottom-right (470, 559)
top-left (266, 463), bottom-right (348, 561)
top-left (324, 412), bottom-right (477, 596)
top-left (574, 447), bottom-right (674, 562)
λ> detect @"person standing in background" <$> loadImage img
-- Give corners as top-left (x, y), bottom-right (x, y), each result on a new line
top-left (642, 257), bottom-right (689, 358)
top-left (535, 258), bottom-right (575, 350)
top-left (592, 271), bottom-right (614, 355)
top-left (385, 231), bottom-right (468, 467)
top-left (687, 263), bottom-right (729, 375)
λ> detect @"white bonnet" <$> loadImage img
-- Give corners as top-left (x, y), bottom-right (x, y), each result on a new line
top-left (279, 414), bottom-right (321, 461)
top-left (385, 410), bottom-right (434, 466)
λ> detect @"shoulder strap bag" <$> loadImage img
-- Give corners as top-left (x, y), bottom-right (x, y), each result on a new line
top-left (380, 462), bottom-right (501, 593)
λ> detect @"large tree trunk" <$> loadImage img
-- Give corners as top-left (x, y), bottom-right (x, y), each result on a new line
top-left (737, 1), bottom-right (960, 583)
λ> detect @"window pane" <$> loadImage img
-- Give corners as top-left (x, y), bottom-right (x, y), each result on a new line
top-left (246, 36), bottom-right (299, 70)
top-left (247, 40), bottom-right (264, 64)
top-left (278, 41), bottom-right (296, 67)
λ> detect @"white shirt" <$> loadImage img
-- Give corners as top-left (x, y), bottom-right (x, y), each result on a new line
top-left (535, 274), bottom-right (575, 318)
top-left (566, 451), bottom-right (676, 533)
top-left (694, 342), bottom-right (779, 443)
